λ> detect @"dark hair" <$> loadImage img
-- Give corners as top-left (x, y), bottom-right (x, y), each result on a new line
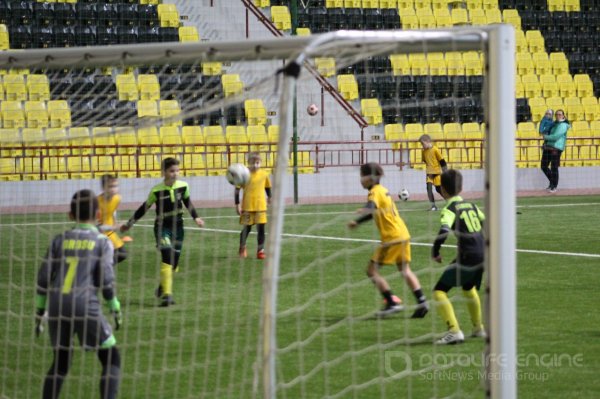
top-left (162, 157), bottom-right (180, 172)
top-left (70, 189), bottom-right (98, 221)
top-left (100, 174), bottom-right (117, 187)
top-left (359, 162), bottom-right (384, 182)
top-left (247, 152), bottom-right (261, 163)
top-left (441, 169), bottom-right (463, 197)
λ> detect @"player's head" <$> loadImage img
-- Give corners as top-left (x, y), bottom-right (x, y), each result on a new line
top-left (247, 153), bottom-right (261, 171)
top-left (545, 109), bottom-right (554, 118)
top-left (70, 189), bottom-right (99, 222)
top-left (555, 109), bottom-right (566, 122)
top-left (100, 174), bottom-right (118, 196)
top-left (359, 162), bottom-right (383, 188)
top-left (162, 157), bottom-right (180, 182)
top-left (440, 169), bottom-right (463, 198)
top-left (418, 134), bottom-right (433, 149)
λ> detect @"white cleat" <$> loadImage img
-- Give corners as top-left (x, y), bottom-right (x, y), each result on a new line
top-left (376, 303), bottom-right (405, 317)
top-left (471, 327), bottom-right (487, 338)
top-left (435, 330), bottom-right (465, 345)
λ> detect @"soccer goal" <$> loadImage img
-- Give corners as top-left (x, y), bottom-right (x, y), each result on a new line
top-left (0, 26), bottom-right (515, 399)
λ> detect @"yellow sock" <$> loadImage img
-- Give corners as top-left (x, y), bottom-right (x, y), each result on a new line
top-left (462, 287), bottom-right (483, 330)
top-left (160, 263), bottom-right (173, 296)
top-left (433, 290), bottom-right (460, 333)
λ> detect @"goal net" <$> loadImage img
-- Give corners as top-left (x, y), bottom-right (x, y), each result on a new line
top-left (0, 27), bottom-right (515, 399)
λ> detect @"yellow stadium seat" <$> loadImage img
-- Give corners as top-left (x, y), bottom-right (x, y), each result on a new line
top-left (0, 24), bottom-right (8, 51)
top-left (296, 27), bottom-right (311, 36)
top-left (582, 97), bottom-right (599, 122)
top-left (204, 125), bottom-right (226, 153)
top-left (547, 0), bottom-right (565, 11)
top-left (179, 26), bottom-right (199, 42)
top-left (337, 74), bottom-right (359, 100)
top-left (525, 30), bottom-right (545, 53)
top-left (390, 54), bottom-right (411, 75)
top-left (4, 75), bottom-right (27, 101)
top-left (545, 96), bottom-right (564, 111)
top-left (533, 52), bottom-right (551, 75)
top-left (182, 153), bottom-right (206, 176)
top-left (485, 9), bottom-right (502, 24)
top-left (271, 6), bottom-right (292, 31)
top-left (514, 30), bottom-right (527, 53)
top-left (515, 78), bottom-right (525, 98)
top-left (69, 127), bottom-right (92, 155)
top-left (482, 0), bottom-right (498, 8)
top-left (451, 8), bottom-right (468, 25)
top-left (46, 128), bottom-right (70, 156)
top-left (384, 123), bottom-right (405, 150)
top-left (424, 122), bottom-right (443, 141)
top-left (344, 0), bottom-right (362, 7)
top-left (541, 80), bottom-right (558, 98)
top-left (428, 57), bottom-right (447, 75)
top-left (221, 74), bottom-right (244, 97)
top-left (201, 62), bottom-right (223, 76)
top-left (502, 9), bottom-right (521, 30)
top-left (443, 123), bottom-right (463, 147)
top-left (91, 156), bottom-right (114, 175)
top-left (326, 0), bottom-right (344, 7)
top-left (574, 74), bottom-right (593, 98)
top-left (157, 3), bottom-right (180, 28)
top-left (27, 74), bottom-right (50, 101)
top-left (380, 0), bottom-right (398, 7)
top-left (557, 74), bottom-right (576, 98)
top-left (564, 0), bottom-right (580, 11)
top-left (47, 100), bottom-right (71, 128)
top-left (92, 128), bottom-right (117, 155)
top-left (1, 100), bottom-right (25, 129)
top-left (158, 126), bottom-right (181, 154)
top-left (138, 154), bottom-right (161, 177)
top-left (416, 5), bottom-right (433, 16)
top-left (113, 155), bottom-right (137, 178)
top-left (43, 156), bottom-right (68, 180)
top-left (21, 128), bottom-right (46, 156)
top-left (401, 14), bottom-right (419, 29)
top-left (116, 74), bottom-right (138, 101)
top-left (516, 53), bottom-right (534, 76)
top-left (565, 97), bottom-right (584, 121)
top-left (470, 10), bottom-right (487, 26)
top-left (431, 0), bottom-right (448, 8)
top-left (253, 0), bottom-right (270, 7)
top-left (418, 14), bottom-right (435, 28)
top-left (524, 146), bottom-right (541, 167)
top-left (21, 156), bottom-right (42, 180)
top-left (360, 98), bottom-right (383, 126)
top-left (159, 100), bottom-right (182, 126)
top-left (315, 57), bottom-right (336, 78)
top-left (405, 123), bottom-right (424, 149)
top-left (528, 97), bottom-right (546, 123)
top-left (0, 158), bottom-right (20, 181)
top-left (247, 125), bottom-right (270, 152)
top-left (225, 125), bottom-right (248, 152)
top-left (446, 53), bottom-right (465, 75)
top-left (551, 56), bottom-right (569, 76)
top-left (409, 54), bottom-right (428, 75)
top-left (138, 126), bottom-right (161, 154)
top-left (138, 74), bottom-right (160, 101)
top-left (517, 122), bottom-right (539, 146)
top-left (67, 156), bottom-right (92, 179)
top-left (462, 122), bottom-right (483, 147)
top-left (205, 154), bottom-right (228, 176)
top-left (362, 0), bottom-right (380, 7)
top-left (0, 128), bottom-right (22, 157)
top-left (25, 101), bottom-right (49, 128)
top-left (137, 100), bottom-right (158, 118)
top-left (571, 121), bottom-right (591, 146)
top-left (267, 125), bottom-right (279, 146)
top-left (522, 74), bottom-right (541, 98)
top-left (180, 126), bottom-right (203, 152)
top-left (447, 148), bottom-right (469, 169)
top-left (116, 129), bottom-right (138, 155)
top-left (244, 99), bottom-right (267, 126)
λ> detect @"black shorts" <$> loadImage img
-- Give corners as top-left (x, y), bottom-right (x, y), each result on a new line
top-left (437, 262), bottom-right (484, 291)
top-left (48, 308), bottom-right (113, 350)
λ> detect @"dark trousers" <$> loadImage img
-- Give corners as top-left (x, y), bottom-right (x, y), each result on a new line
top-left (540, 147), bottom-right (562, 188)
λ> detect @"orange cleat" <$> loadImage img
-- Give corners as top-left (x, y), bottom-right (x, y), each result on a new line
top-left (257, 249), bottom-right (265, 260)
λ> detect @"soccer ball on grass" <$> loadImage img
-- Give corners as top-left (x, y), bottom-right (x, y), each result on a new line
top-left (226, 163), bottom-right (251, 186)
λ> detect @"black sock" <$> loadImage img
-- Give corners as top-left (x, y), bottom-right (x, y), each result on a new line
top-left (413, 288), bottom-right (426, 304)
top-left (382, 290), bottom-right (395, 305)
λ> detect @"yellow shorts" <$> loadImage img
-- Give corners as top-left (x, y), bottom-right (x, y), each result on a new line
top-left (240, 211), bottom-right (267, 226)
top-left (426, 174), bottom-right (441, 186)
top-left (371, 241), bottom-right (412, 266)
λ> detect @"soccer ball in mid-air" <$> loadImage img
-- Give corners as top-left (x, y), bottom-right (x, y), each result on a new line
top-left (226, 163), bottom-right (250, 186)
top-left (307, 103), bottom-right (319, 116)
top-left (398, 188), bottom-right (410, 201)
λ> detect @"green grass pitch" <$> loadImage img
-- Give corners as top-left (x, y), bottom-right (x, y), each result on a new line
top-left (1, 195), bottom-right (599, 398)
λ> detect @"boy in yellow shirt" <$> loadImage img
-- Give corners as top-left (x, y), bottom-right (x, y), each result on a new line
top-left (417, 134), bottom-right (448, 211)
top-left (98, 174), bottom-right (128, 265)
top-left (348, 162), bottom-right (428, 318)
top-left (235, 153), bottom-right (272, 259)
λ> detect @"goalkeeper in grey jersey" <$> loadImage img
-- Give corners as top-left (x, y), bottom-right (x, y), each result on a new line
top-left (36, 190), bottom-right (122, 399)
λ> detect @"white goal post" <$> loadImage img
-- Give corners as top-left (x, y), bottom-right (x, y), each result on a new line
top-left (0, 26), bottom-right (516, 399)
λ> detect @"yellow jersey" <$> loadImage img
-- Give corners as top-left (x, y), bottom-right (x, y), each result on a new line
top-left (242, 169), bottom-right (271, 212)
top-left (422, 145), bottom-right (444, 175)
top-left (98, 194), bottom-right (124, 249)
top-left (368, 184), bottom-right (410, 243)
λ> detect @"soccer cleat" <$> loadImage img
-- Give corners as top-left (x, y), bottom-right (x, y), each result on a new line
top-left (549, 187), bottom-right (557, 193)
top-left (429, 205), bottom-right (438, 211)
top-left (257, 249), bottom-right (265, 260)
top-left (471, 327), bottom-right (487, 338)
top-left (410, 302), bottom-right (429, 318)
top-left (155, 284), bottom-right (163, 298)
top-left (159, 295), bottom-right (176, 307)
top-left (239, 246), bottom-right (247, 259)
top-left (376, 302), bottom-right (404, 317)
top-left (435, 330), bottom-right (465, 345)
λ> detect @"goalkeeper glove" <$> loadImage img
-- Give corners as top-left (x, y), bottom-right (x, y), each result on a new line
top-left (35, 309), bottom-right (46, 337)
top-left (107, 298), bottom-right (122, 331)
